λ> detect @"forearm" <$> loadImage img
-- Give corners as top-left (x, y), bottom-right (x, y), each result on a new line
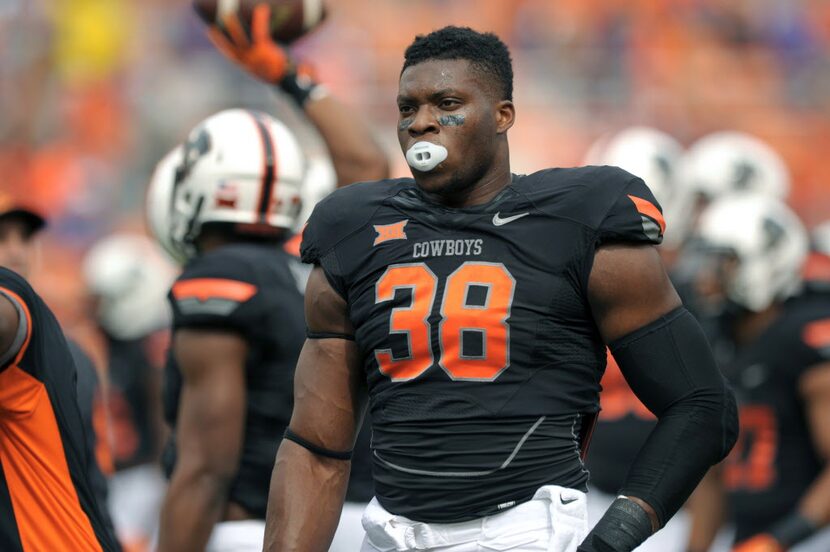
top-left (797, 464), bottom-right (830, 527)
top-left (157, 467), bottom-right (231, 552)
top-left (263, 440), bottom-right (351, 552)
top-left (686, 466), bottom-right (726, 552)
top-left (302, 95), bottom-right (389, 187)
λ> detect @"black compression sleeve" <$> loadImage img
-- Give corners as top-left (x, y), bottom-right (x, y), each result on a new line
top-left (283, 428), bottom-right (353, 461)
top-left (609, 307), bottom-right (739, 527)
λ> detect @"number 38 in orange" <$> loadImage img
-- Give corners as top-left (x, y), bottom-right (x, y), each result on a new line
top-left (374, 261), bottom-right (516, 382)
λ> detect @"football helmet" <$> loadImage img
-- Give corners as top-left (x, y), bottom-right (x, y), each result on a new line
top-left (150, 108), bottom-right (307, 261)
top-left (83, 234), bottom-right (176, 340)
top-left (584, 126), bottom-right (690, 247)
top-left (681, 131), bottom-right (790, 201)
top-left (147, 145), bottom-right (187, 264)
top-left (692, 193), bottom-right (808, 312)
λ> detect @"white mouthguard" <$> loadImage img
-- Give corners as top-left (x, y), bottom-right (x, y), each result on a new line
top-left (405, 141), bottom-right (448, 172)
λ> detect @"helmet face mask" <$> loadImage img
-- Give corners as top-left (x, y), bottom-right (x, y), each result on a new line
top-left (150, 109), bottom-right (308, 263)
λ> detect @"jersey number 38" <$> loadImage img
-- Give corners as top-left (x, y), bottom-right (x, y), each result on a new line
top-left (374, 261), bottom-right (516, 382)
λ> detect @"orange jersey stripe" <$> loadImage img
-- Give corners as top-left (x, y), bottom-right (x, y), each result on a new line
top-left (804, 319), bottom-right (830, 350)
top-left (627, 195), bottom-right (666, 235)
top-left (0, 368), bottom-right (104, 551)
top-left (172, 278), bottom-right (257, 303)
top-left (283, 233), bottom-right (302, 258)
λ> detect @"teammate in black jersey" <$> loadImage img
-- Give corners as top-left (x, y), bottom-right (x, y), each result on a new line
top-left (150, 21), bottom-right (387, 547)
top-left (685, 195), bottom-right (830, 552)
top-left (264, 26), bottom-right (737, 552)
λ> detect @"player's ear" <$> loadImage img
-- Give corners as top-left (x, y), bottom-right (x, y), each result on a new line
top-left (495, 100), bottom-right (515, 134)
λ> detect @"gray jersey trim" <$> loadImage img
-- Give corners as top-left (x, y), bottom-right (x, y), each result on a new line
top-left (0, 289), bottom-right (28, 367)
top-left (373, 415), bottom-right (547, 478)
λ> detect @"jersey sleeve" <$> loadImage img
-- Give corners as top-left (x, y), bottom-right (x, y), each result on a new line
top-left (168, 252), bottom-right (263, 334)
top-left (597, 176), bottom-right (665, 246)
top-left (300, 180), bottom-right (395, 299)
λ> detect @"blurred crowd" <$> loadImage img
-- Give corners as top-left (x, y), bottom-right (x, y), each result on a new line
top-left (1, 1), bottom-right (830, 550)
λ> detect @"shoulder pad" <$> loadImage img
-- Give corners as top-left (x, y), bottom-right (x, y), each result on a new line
top-left (301, 178), bottom-right (412, 265)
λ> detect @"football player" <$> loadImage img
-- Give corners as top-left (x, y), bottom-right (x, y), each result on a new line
top-left (0, 199), bottom-right (120, 550)
top-left (264, 26), bottom-right (738, 552)
top-left (83, 234), bottom-right (175, 551)
top-left (150, 8), bottom-right (388, 550)
top-left (150, 111), bottom-right (388, 551)
top-left (685, 195), bottom-right (830, 552)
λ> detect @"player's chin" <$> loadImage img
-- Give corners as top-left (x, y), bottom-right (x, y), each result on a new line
top-left (410, 166), bottom-right (452, 192)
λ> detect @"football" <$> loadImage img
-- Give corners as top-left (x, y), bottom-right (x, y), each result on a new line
top-left (193, 0), bottom-right (327, 44)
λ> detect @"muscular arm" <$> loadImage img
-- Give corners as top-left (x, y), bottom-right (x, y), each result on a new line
top-left (263, 267), bottom-right (367, 552)
top-left (586, 244), bottom-right (737, 539)
top-left (0, 293), bottom-right (21, 364)
top-left (157, 329), bottom-right (247, 552)
top-left (303, 94), bottom-right (389, 187)
top-left (686, 465), bottom-right (727, 552)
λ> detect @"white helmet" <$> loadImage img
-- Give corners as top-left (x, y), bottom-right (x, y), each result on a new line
top-left (150, 109), bottom-right (307, 261)
top-left (584, 127), bottom-right (690, 247)
top-left (694, 193), bottom-right (808, 312)
top-left (83, 234), bottom-right (176, 340)
top-left (681, 131), bottom-right (790, 201)
top-left (147, 145), bottom-right (188, 263)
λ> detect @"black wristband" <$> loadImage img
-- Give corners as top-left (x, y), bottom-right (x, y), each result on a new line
top-left (770, 512), bottom-right (818, 547)
top-left (283, 428), bottom-right (353, 460)
top-left (577, 497), bottom-right (653, 552)
top-left (278, 71), bottom-right (322, 108)
top-left (306, 329), bottom-right (355, 340)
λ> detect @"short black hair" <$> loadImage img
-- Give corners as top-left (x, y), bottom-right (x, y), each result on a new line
top-left (402, 26), bottom-right (513, 101)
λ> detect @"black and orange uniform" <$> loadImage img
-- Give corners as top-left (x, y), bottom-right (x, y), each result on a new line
top-left (105, 333), bottom-right (167, 470)
top-left (161, 242), bottom-right (306, 518)
top-left (0, 268), bottom-right (121, 551)
top-left (724, 292), bottom-right (830, 542)
top-left (301, 166), bottom-right (666, 523)
top-left (585, 352), bottom-right (655, 495)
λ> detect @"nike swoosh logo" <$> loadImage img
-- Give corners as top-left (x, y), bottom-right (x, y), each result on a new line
top-left (560, 496), bottom-right (579, 505)
top-left (492, 212), bottom-right (530, 226)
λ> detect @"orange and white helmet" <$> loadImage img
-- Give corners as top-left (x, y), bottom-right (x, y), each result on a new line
top-left (681, 131), bottom-right (790, 201)
top-left (147, 109), bottom-right (307, 261)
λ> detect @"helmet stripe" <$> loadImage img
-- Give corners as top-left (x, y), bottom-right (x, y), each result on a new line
top-left (248, 111), bottom-right (279, 223)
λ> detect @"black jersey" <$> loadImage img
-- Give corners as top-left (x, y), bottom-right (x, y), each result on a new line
top-left (106, 333), bottom-right (166, 470)
top-left (0, 269), bottom-right (120, 552)
top-left (724, 293), bottom-right (830, 542)
top-left (162, 242), bottom-right (305, 518)
top-left (301, 167), bottom-right (665, 523)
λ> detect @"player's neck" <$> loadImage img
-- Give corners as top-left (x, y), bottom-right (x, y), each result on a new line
top-left (424, 162), bottom-right (512, 209)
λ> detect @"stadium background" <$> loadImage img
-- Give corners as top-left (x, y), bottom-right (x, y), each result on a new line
top-left (0, 1), bottom-right (829, 545)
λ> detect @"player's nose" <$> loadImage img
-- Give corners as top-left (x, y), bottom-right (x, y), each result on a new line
top-left (408, 106), bottom-right (439, 137)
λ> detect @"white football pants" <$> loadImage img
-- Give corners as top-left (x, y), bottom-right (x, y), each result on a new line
top-left (360, 485), bottom-right (588, 552)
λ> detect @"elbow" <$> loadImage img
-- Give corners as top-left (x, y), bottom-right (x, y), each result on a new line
top-left (663, 382), bottom-right (739, 464)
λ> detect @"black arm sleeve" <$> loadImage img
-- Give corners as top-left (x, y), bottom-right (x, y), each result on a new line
top-left (609, 307), bottom-right (738, 528)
